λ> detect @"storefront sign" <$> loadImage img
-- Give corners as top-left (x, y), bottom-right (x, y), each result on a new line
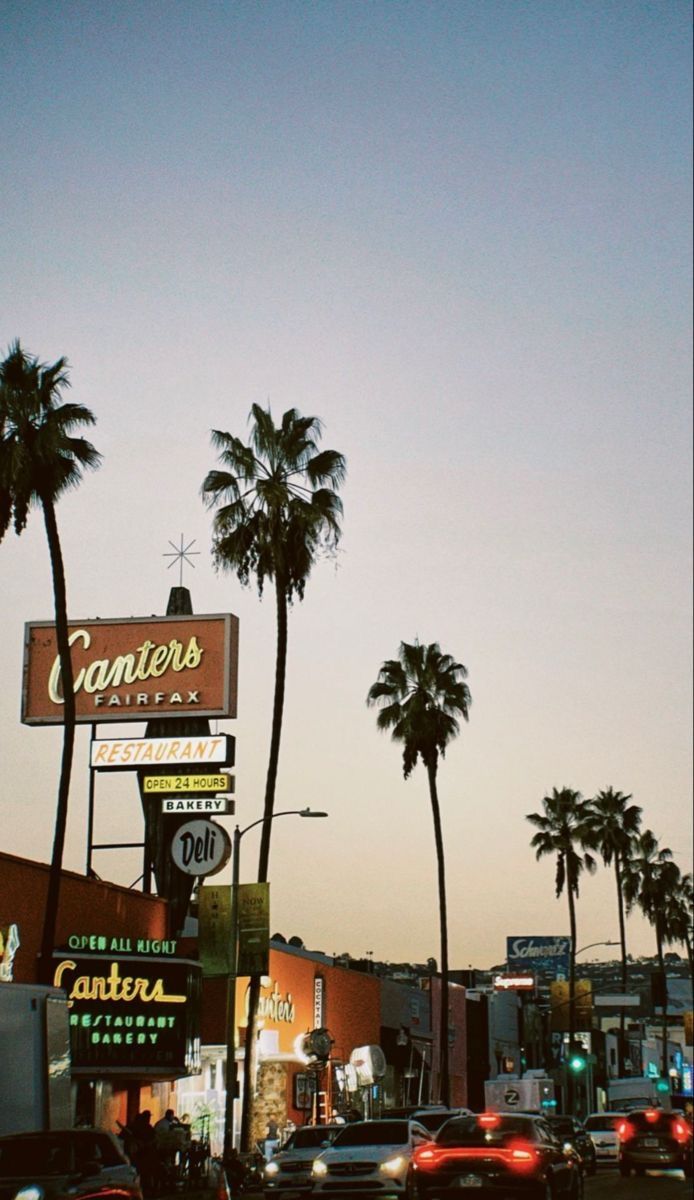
top-left (162, 796), bottom-right (234, 814)
top-left (248, 977), bottom-right (296, 1024)
top-left (22, 613), bottom-right (239, 724)
top-left (144, 772), bottom-right (234, 794)
top-left (507, 935), bottom-right (571, 980)
top-left (494, 974), bottom-right (535, 991)
top-left (237, 882), bottom-right (270, 976)
top-left (52, 953), bottom-right (201, 1077)
top-left (170, 819), bottom-right (231, 877)
top-left (65, 934), bottom-right (178, 955)
top-left (91, 734), bottom-right (234, 770)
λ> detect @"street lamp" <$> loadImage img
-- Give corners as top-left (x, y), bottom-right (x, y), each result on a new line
top-left (223, 808), bottom-right (328, 1156)
top-left (575, 940), bottom-right (619, 957)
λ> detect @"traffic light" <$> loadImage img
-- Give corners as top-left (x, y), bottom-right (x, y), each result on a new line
top-left (568, 1042), bottom-right (587, 1073)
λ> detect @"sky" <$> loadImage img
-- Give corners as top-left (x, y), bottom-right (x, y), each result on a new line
top-left (1, 0), bottom-right (692, 972)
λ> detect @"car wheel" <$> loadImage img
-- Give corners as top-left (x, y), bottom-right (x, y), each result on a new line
top-left (635, 1167), bottom-right (645, 1177)
top-left (586, 1161), bottom-right (596, 1177)
top-left (684, 1156), bottom-right (693, 1179)
top-left (618, 1161), bottom-right (630, 1177)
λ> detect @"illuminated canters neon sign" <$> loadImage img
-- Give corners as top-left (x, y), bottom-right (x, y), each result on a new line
top-left (48, 630), bottom-right (204, 702)
top-left (245, 979), bottom-right (296, 1024)
top-left (54, 959), bottom-right (188, 1005)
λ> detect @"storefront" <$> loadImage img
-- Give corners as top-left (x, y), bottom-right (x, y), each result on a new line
top-left (175, 941), bottom-right (382, 1151)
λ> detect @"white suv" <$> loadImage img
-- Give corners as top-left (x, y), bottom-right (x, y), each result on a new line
top-left (263, 1125), bottom-right (341, 1200)
top-left (311, 1119), bottom-right (430, 1199)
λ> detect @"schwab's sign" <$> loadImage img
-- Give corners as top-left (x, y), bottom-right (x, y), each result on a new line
top-left (52, 953), bottom-right (201, 1077)
top-left (507, 936), bottom-right (571, 979)
top-left (22, 613), bottom-right (239, 724)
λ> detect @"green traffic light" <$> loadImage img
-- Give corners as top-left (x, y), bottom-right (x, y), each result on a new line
top-left (569, 1055), bottom-right (587, 1073)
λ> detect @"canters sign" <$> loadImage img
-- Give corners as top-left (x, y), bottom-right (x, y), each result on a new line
top-left (22, 613), bottom-right (239, 724)
top-left (53, 952), bottom-right (202, 1076)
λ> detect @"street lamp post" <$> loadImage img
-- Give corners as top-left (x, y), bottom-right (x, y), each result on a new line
top-left (575, 940), bottom-right (619, 958)
top-left (223, 808), bottom-right (328, 1158)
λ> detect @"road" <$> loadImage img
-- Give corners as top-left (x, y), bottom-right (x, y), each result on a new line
top-left (585, 1167), bottom-right (691, 1196)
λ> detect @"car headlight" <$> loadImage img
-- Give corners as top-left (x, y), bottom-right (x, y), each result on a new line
top-left (265, 1161), bottom-right (280, 1177)
top-left (380, 1156), bottom-right (406, 1176)
top-left (312, 1160), bottom-right (328, 1177)
top-left (15, 1189), bottom-right (44, 1200)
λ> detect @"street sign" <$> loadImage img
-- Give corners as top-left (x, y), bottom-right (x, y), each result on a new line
top-left (144, 772), bottom-right (234, 794)
top-left (237, 882), bottom-right (270, 976)
top-left (91, 734), bottom-right (235, 770)
top-left (162, 796), bottom-right (235, 814)
top-left (170, 819), bottom-right (232, 877)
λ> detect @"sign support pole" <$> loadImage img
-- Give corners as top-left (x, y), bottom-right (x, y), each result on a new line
top-left (224, 824), bottom-right (241, 1157)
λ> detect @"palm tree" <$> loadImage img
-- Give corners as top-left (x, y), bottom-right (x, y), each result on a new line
top-left (665, 872), bottom-right (693, 980)
top-left (526, 788), bottom-right (596, 1111)
top-left (623, 831), bottom-right (679, 1075)
top-left (367, 640), bottom-right (471, 1107)
top-left (582, 788), bottom-right (642, 1074)
top-left (202, 403), bottom-right (345, 1148)
top-left (0, 340), bottom-right (101, 983)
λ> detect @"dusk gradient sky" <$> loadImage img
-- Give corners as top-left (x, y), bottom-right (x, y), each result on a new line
top-left (1, 0), bottom-right (692, 970)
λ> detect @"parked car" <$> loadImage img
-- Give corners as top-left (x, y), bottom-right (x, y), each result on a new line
top-left (542, 1116), bottom-right (596, 1176)
top-left (263, 1125), bottom-right (342, 1200)
top-left (617, 1108), bottom-right (694, 1178)
top-left (0, 1130), bottom-right (142, 1200)
top-left (407, 1111), bottom-right (582, 1198)
top-left (311, 1119), bottom-right (429, 1199)
top-left (582, 1113), bottom-right (624, 1165)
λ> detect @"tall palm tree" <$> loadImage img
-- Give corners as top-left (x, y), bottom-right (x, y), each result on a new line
top-left (623, 831), bottom-right (679, 1075)
top-left (526, 788), bottom-right (596, 1111)
top-left (202, 403), bottom-right (345, 1148)
top-left (367, 640), bottom-right (471, 1107)
top-left (0, 340), bottom-right (101, 983)
top-left (582, 788), bottom-right (642, 1074)
top-left (665, 872), bottom-right (693, 980)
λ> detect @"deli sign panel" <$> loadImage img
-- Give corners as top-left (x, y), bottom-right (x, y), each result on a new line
top-left (23, 613), bottom-right (239, 724)
top-left (53, 952), bottom-right (202, 1077)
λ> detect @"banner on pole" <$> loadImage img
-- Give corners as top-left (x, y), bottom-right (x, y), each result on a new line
top-left (237, 883), bottom-right (270, 976)
top-left (199, 884), bottom-right (232, 975)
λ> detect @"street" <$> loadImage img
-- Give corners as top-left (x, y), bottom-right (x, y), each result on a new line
top-left (585, 1168), bottom-right (691, 1197)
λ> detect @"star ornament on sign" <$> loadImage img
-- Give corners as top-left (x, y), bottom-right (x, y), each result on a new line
top-left (163, 534), bottom-right (201, 586)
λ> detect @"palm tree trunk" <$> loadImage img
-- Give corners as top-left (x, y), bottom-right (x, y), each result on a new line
top-left (566, 869), bottom-right (578, 1115)
top-left (615, 855), bottom-right (628, 1077)
top-left (427, 758), bottom-right (450, 1107)
top-left (240, 578), bottom-right (288, 1151)
top-left (38, 498), bottom-right (76, 984)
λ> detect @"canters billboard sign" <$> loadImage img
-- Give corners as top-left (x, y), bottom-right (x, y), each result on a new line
top-left (22, 613), bottom-right (239, 724)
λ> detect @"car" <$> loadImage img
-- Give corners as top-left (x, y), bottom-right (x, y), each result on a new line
top-left (0, 1130), bottom-right (142, 1200)
top-left (311, 1119), bottom-right (430, 1199)
top-left (407, 1111), bottom-right (582, 1198)
top-left (263, 1125), bottom-right (342, 1200)
top-left (617, 1108), bottom-right (694, 1177)
top-left (540, 1117), bottom-right (596, 1178)
top-left (582, 1113), bottom-right (624, 1165)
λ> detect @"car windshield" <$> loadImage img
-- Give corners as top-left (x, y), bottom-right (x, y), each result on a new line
top-left (331, 1122), bottom-right (409, 1147)
top-left (285, 1128), bottom-right (337, 1150)
top-left (584, 1116), bottom-right (621, 1132)
top-left (547, 1119), bottom-right (577, 1136)
top-left (413, 1113), bottom-right (452, 1132)
top-left (436, 1116), bottom-right (537, 1147)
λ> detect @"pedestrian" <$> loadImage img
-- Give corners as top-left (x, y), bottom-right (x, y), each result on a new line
top-left (264, 1115), bottom-right (280, 1160)
top-left (131, 1111), bottom-right (158, 1197)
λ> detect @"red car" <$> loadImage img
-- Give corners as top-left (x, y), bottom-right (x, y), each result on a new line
top-left (407, 1112), bottom-right (582, 1199)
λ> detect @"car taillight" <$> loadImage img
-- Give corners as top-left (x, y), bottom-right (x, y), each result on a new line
top-left (617, 1122), bottom-right (634, 1141)
top-left (506, 1142), bottom-right (538, 1174)
top-left (644, 1109), bottom-right (659, 1123)
top-left (673, 1121), bottom-right (690, 1144)
top-left (412, 1144), bottom-right (440, 1170)
top-left (478, 1113), bottom-right (500, 1129)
